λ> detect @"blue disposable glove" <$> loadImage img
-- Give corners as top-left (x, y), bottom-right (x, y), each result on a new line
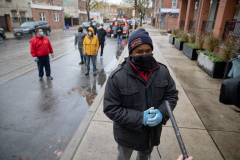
top-left (34, 57), bottom-right (39, 62)
top-left (75, 46), bottom-right (77, 50)
top-left (104, 42), bottom-right (106, 45)
top-left (143, 107), bottom-right (155, 126)
top-left (146, 109), bottom-right (163, 127)
top-left (51, 53), bottom-right (54, 58)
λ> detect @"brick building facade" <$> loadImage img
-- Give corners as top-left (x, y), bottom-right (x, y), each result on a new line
top-left (78, 0), bottom-right (88, 25)
top-left (31, 0), bottom-right (63, 29)
top-left (153, 0), bottom-right (181, 30)
top-left (109, 5), bottom-right (118, 20)
top-left (178, 0), bottom-right (240, 40)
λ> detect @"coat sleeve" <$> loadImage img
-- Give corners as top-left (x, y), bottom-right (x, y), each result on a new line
top-left (96, 37), bottom-right (99, 52)
top-left (83, 37), bottom-right (86, 51)
top-left (48, 39), bottom-right (53, 53)
top-left (30, 38), bottom-right (37, 57)
top-left (103, 77), bottom-right (144, 132)
top-left (158, 72), bottom-right (179, 125)
top-left (74, 33), bottom-right (77, 46)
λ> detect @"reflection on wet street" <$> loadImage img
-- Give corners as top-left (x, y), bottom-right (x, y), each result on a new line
top-left (0, 28), bottom-right (128, 159)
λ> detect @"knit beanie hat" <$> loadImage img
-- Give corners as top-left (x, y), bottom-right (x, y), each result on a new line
top-left (128, 28), bottom-right (153, 54)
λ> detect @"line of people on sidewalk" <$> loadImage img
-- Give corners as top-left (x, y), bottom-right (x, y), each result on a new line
top-left (74, 22), bottom-right (108, 76)
top-left (29, 22), bottom-right (110, 80)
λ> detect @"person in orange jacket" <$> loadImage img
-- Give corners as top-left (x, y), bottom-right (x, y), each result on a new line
top-left (30, 28), bottom-right (54, 81)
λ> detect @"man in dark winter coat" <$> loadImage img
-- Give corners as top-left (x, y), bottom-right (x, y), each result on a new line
top-left (90, 22), bottom-right (97, 36)
top-left (96, 23), bottom-right (107, 57)
top-left (104, 28), bottom-right (179, 160)
top-left (75, 25), bottom-right (87, 64)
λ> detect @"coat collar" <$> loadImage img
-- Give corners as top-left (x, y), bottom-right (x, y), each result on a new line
top-left (123, 57), bottom-right (160, 86)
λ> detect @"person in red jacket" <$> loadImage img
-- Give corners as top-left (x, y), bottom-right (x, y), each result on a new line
top-left (30, 28), bottom-right (54, 81)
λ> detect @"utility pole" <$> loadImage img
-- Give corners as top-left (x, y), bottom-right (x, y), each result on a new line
top-left (133, 0), bottom-right (137, 32)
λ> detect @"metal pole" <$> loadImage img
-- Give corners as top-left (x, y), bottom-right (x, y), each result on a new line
top-left (165, 101), bottom-right (189, 160)
top-left (133, 0), bottom-right (137, 32)
top-left (62, 3), bottom-right (66, 30)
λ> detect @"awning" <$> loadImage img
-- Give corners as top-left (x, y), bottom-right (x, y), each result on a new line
top-left (161, 8), bottom-right (179, 13)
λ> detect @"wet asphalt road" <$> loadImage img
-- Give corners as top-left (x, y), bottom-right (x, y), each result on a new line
top-left (0, 28), bottom-right (127, 160)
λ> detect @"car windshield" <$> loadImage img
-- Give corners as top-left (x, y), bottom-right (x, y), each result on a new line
top-left (82, 22), bottom-right (90, 25)
top-left (20, 22), bottom-right (35, 28)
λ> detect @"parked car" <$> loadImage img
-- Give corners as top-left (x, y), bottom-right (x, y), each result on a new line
top-left (147, 18), bottom-right (151, 25)
top-left (106, 25), bottom-right (112, 37)
top-left (82, 22), bottom-right (91, 30)
top-left (91, 20), bottom-right (100, 27)
top-left (13, 21), bottom-right (51, 38)
top-left (0, 28), bottom-right (6, 44)
top-left (122, 26), bottom-right (130, 38)
top-left (96, 20), bottom-right (104, 25)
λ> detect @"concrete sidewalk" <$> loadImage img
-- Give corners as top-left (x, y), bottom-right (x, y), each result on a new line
top-left (60, 27), bottom-right (226, 160)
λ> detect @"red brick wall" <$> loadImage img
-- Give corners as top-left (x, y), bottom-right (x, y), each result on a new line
top-left (165, 14), bottom-right (178, 30)
top-left (79, 14), bottom-right (87, 25)
top-left (177, 0), bottom-right (188, 27)
top-left (213, 0), bottom-right (238, 39)
top-left (162, 0), bottom-right (180, 8)
top-left (78, 0), bottom-right (86, 11)
top-left (195, 0), bottom-right (211, 35)
top-left (32, 8), bottom-right (63, 29)
top-left (184, 0), bottom-right (196, 31)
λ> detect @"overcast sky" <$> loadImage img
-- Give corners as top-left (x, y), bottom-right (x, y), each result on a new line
top-left (108, 0), bottom-right (122, 5)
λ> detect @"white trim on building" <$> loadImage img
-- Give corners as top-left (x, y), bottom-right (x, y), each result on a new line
top-left (78, 10), bottom-right (87, 14)
top-left (30, 1), bottom-right (63, 11)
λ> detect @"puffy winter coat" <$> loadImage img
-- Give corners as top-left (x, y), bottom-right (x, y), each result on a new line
top-left (83, 27), bottom-right (99, 56)
top-left (75, 31), bottom-right (87, 48)
top-left (104, 57), bottom-right (179, 151)
top-left (30, 36), bottom-right (53, 57)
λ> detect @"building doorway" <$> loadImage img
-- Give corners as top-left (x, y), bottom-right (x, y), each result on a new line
top-left (161, 14), bottom-right (165, 29)
top-left (4, 14), bottom-right (13, 32)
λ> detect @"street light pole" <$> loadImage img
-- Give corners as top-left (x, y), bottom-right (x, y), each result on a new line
top-left (133, 0), bottom-right (137, 32)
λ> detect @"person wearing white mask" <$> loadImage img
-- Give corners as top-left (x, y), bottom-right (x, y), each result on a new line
top-left (96, 23), bottom-right (107, 57)
top-left (83, 27), bottom-right (99, 76)
top-left (30, 28), bottom-right (54, 81)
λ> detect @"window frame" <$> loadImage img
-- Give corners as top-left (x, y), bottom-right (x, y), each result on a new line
top-left (51, 0), bottom-right (54, 5)
top-left (54, 13), bottom-right (59, 22)
top-left (39, 12), bottom-right (46, 21)
top-left (81, 15), bottom-right (84, 21)
top-left (42, 0), bottom-right (45, 3)
top-left (172, 0), bottom-right (177, 8)
top-left (111, 8), bottom-right (113, 13)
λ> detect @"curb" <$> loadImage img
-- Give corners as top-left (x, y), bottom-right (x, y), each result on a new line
top-left (60, 44), bottom-right (128, 160)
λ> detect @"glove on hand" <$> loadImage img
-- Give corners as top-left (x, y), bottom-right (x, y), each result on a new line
top-left (83, 51), bottom-right (86, 56)
top-left (143, 107), bottom-right (155, 126)
top-left (104, 42), bottom-right (106, 46)
top-left (146, 109), bottom-right (163, 127)
top-left (51, 54), bottom-right (54, 58)
top-left (94, 51), bottom-right (98, 56)
top-left (75, 46), bottom-right (77, 50)
top-left (34, 57), bottom-right (39, 62)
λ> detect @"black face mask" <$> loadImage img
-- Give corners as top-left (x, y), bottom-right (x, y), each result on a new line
top-left (131, 54), bottom-right (154, 73)
top-left (78, 28), bottom-right (83, 32)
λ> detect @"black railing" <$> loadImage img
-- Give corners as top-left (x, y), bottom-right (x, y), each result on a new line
top-left (188, 20), bottom-right (196, 32)
top-left (11, 17), bottom-right (33, 24)
top-left (180, 19), bottom-right (185, 30)
top-left (73, 18), bottom-right (79, 25)
top-left (222, 21), bottom-right (240, 42)
top-left (201, 20), bottom-right (215, 35)
top-left (0, 16), bottom-right (8, 31)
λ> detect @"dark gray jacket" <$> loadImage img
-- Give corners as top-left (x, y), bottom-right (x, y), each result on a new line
top-left (103, 57), bottom-right (178, 151)
top-left (75, 32), bottom-right (87, 48)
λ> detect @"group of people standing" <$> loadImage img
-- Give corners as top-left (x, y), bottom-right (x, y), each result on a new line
top-left (75, 22), bottom-right (107, 76)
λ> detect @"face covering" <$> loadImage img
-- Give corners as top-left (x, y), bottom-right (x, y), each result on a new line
top-left (78, 28), bottom-right (83, 32)
top-left (131, 54), bottom-right (154, 73)
top-left (99, 26), bottom-right (103, 29)
top-left (88, 32), bottom-right (92, 36)
top-left (40, 32), bottom-right (44, 36)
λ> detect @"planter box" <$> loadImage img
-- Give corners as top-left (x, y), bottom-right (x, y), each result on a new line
top-left (197, 52), bottom-right (226, 78)
top-left (174, 39), bottom-right (184, 50)
top-left (182, 44), bottom-right (199, 60)
top-left (169, 35), bottom-right (175, 45)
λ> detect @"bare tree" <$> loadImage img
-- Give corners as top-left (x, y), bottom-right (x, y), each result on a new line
top-left (85, 0), bottom-right (103, 21)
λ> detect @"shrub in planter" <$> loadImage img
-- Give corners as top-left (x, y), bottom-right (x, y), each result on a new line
top-left (197, 50), bottom-right (226, 78)
top-left (183, 43), bottom-right (200, 60)
top-left (174, 31), bottom-right (188, 50)
top-left (197, 34), bottom-right (205, 50)
top-left (169, 28), bottom-right (180, 45)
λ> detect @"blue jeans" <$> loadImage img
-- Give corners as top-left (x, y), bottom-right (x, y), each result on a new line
top-left (37, 55), bottom-right (51, 77)
top-left (117, 35), bottom-right (122, 44)
top-left (86, 55), bottom-right (96, 72)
